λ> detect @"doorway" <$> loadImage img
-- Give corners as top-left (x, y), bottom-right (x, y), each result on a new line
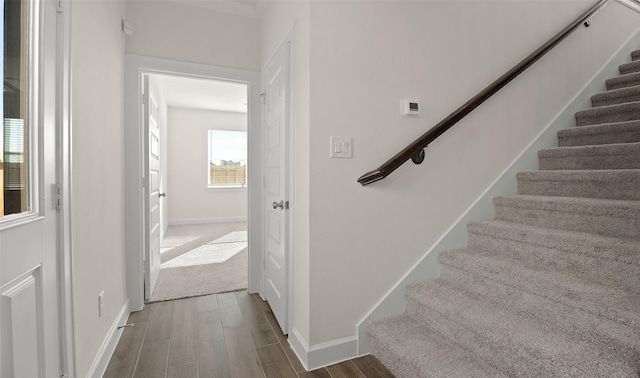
top-left (144, 73), bottom-right (250, 302)
top-left (124, 55), bottom-right (264, 312)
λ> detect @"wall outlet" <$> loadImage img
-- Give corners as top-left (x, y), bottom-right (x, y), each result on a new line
top-left (98, 291), bottom-right (105, 317)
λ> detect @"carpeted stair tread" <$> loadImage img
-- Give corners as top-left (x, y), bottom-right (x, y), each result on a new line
top-left (368, 314), bottom-right (506, 378)
top-left (517, 169), bottom-right (640, 200)
top-left (619, 59), bottom-right (640, 75)
top-left (558, 120), bottom-right (640, 146)
top-left (493, 195), bottom-right (640, 238)
top-left (538, 142), bottom-right (640, 170)
top-left (405, 280), bottom-right (639, 376)
top-left (591, 85), bottom-right (640, 107)
top-left (575, 100), bottom-right (640, 126)
top-left (467, 220), bottom-right (640, 292)
top-left (607, 71), bottom-right (640, 90)
top-left (632, 49), bottom-right (640, 61)
top-left (438, 248), bottom-right (640, 330)
top-left (467, 220), bottom-right (640, 266)
top-left (429, 272), bottom-right (640, 366)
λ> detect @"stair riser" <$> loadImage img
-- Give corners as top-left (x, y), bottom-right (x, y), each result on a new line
top-left (607, 74), bottom-right (640, 91)
top-left (558, 129), bottom-right (640, 146)
top-left (369, 339), bottom-right (421, 378)
top-left (467, 232), bottom-right (640, 293)
top-left (558, 123), bottom-right (640, 146)
top-left (467, 221), bottom-right (640, 265)
top-left (406, 284), bottom-right (636, 376)
top-left (405, 299), bottom-right (552, 377)
top-left (369, 315), bottom-right (506, 377)
top-left (438, 253), bottom-right (640, 330)
top-left (620, 60), bottom-right (640, 75)
top-left (493, 200), bottom-right (640, 239)
top-left (435, 269), bottom-right (640, 361)
top-left (517, 176), bottom-right (640, 201)
top-left (592, 92), bottom-right (640, 107)
top-left (539, 152), bottom-right (640, 170)
top-left (576, 107), bottom-right (640, 126)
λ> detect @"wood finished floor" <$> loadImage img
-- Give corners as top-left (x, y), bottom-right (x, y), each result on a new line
top-left (104, 290), bottom-right (394, 378)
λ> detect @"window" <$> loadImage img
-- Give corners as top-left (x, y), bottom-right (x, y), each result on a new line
top-left (208, 130), bottom-right (247, 188)
top-left (1, 0), bottom-right (30, 217)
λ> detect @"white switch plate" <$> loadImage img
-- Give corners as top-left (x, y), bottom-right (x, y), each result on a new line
top-left (330, 136), bottom-right (352, 158)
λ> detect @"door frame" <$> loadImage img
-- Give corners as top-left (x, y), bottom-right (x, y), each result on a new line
top-left (124, 55), bottom-right (263, 310)
top-left (56, 1), bottom-right (76, 376)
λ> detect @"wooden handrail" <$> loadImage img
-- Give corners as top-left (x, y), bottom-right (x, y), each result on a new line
top-left (358, 0), bottom-right (610, 186)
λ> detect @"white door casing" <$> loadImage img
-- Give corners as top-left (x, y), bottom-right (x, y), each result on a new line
top-left (143, 76), bottom-right (162, 300)
top-left (263, 38), bottom-right (291, 334)
top-left (0, 0), bottom-right (65, 376)
top-left (124, 56), bottom-right (262, 312)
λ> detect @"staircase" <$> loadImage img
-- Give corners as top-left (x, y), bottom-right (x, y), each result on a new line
top-left (368, 50), bottom-right (640, 377)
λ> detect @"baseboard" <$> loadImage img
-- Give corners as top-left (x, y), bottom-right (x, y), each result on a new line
top-left (88, 300), bottom-right (130, 378)
top-left (356, 26), bottom-right (640, 356)
top-left (289, 328), bottom-right (358, 371)
top-left (168, 216), bottom-right (247, 226)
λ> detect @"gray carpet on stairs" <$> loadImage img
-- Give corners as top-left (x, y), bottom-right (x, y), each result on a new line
top-left (369, 49), bottom-right (640, 377)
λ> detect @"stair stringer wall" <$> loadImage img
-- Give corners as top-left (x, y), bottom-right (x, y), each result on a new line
top-left (356, 26), bottom-right (640, 356)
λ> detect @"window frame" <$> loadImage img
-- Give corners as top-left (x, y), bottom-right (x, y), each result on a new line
top-left (0, 0), bottom-right (42, 230)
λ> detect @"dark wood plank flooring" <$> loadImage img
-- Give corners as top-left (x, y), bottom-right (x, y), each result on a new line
top-left (104, 291), bottom-right (394, 377)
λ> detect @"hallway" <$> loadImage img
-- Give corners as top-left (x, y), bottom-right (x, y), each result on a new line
top-left (104, 290), bottom-right (394, 377)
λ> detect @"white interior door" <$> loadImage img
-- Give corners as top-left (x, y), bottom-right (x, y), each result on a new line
top-left (143, 76), bottom-right (162, 299)
top-left (263, 39), bottom-right (290, 334)
top-left (0, 0), bottom-right (63, 376)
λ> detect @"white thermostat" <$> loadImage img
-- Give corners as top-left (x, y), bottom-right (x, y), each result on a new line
top-left (401, 100), bottom-right (420, 117)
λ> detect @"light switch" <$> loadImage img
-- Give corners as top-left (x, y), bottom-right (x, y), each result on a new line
top-left (330, 136), bottom-right (352, 158)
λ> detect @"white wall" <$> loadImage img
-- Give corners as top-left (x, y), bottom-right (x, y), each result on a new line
top-left (70, 1), bottom-right (127, 376)
top-left (261, 0), bottom-right (640, 363)
top-left (126, 0), bottom-right (261, 71)
top-left (167, 107), bottom-right (248, 223)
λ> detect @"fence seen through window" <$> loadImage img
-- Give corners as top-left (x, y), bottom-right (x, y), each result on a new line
top-left (208, 130), bottom-right (247, 188)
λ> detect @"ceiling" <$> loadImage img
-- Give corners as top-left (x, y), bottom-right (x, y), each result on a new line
top-left (150, 74), bottom-right (248, 113)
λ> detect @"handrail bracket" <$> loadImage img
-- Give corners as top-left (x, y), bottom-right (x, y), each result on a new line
top-left (411, 148), bottom-right (426, 165)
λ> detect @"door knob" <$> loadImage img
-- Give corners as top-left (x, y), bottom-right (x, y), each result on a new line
top-left (272, 201), bottom-right (283, 210)
top-left (159, 192), bottom-right (166, 198)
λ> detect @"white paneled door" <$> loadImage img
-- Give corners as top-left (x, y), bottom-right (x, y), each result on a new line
top-left (263, 38), bottom-right (291, 334)
top-left (0, 0), bottom-right (64, 376)
top-left (144, 76), bottom-right (162, 299)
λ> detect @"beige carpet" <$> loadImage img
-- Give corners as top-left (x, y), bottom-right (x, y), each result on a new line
top-left (147, 222), bottom-right (248, 303)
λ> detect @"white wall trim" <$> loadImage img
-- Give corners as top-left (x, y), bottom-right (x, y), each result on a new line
top-left (168, 216), bottom-right (247, 226)
top-left (356, 26), bottom-right (640, 356)
top-left (56, 1), bottom-right (76, 376)
top-left (87, 300), bottom-right (130, 378)
top-left (289, 328), bottom-right (358, 371)
top-left (289, 328), bottom-right (309, 369)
